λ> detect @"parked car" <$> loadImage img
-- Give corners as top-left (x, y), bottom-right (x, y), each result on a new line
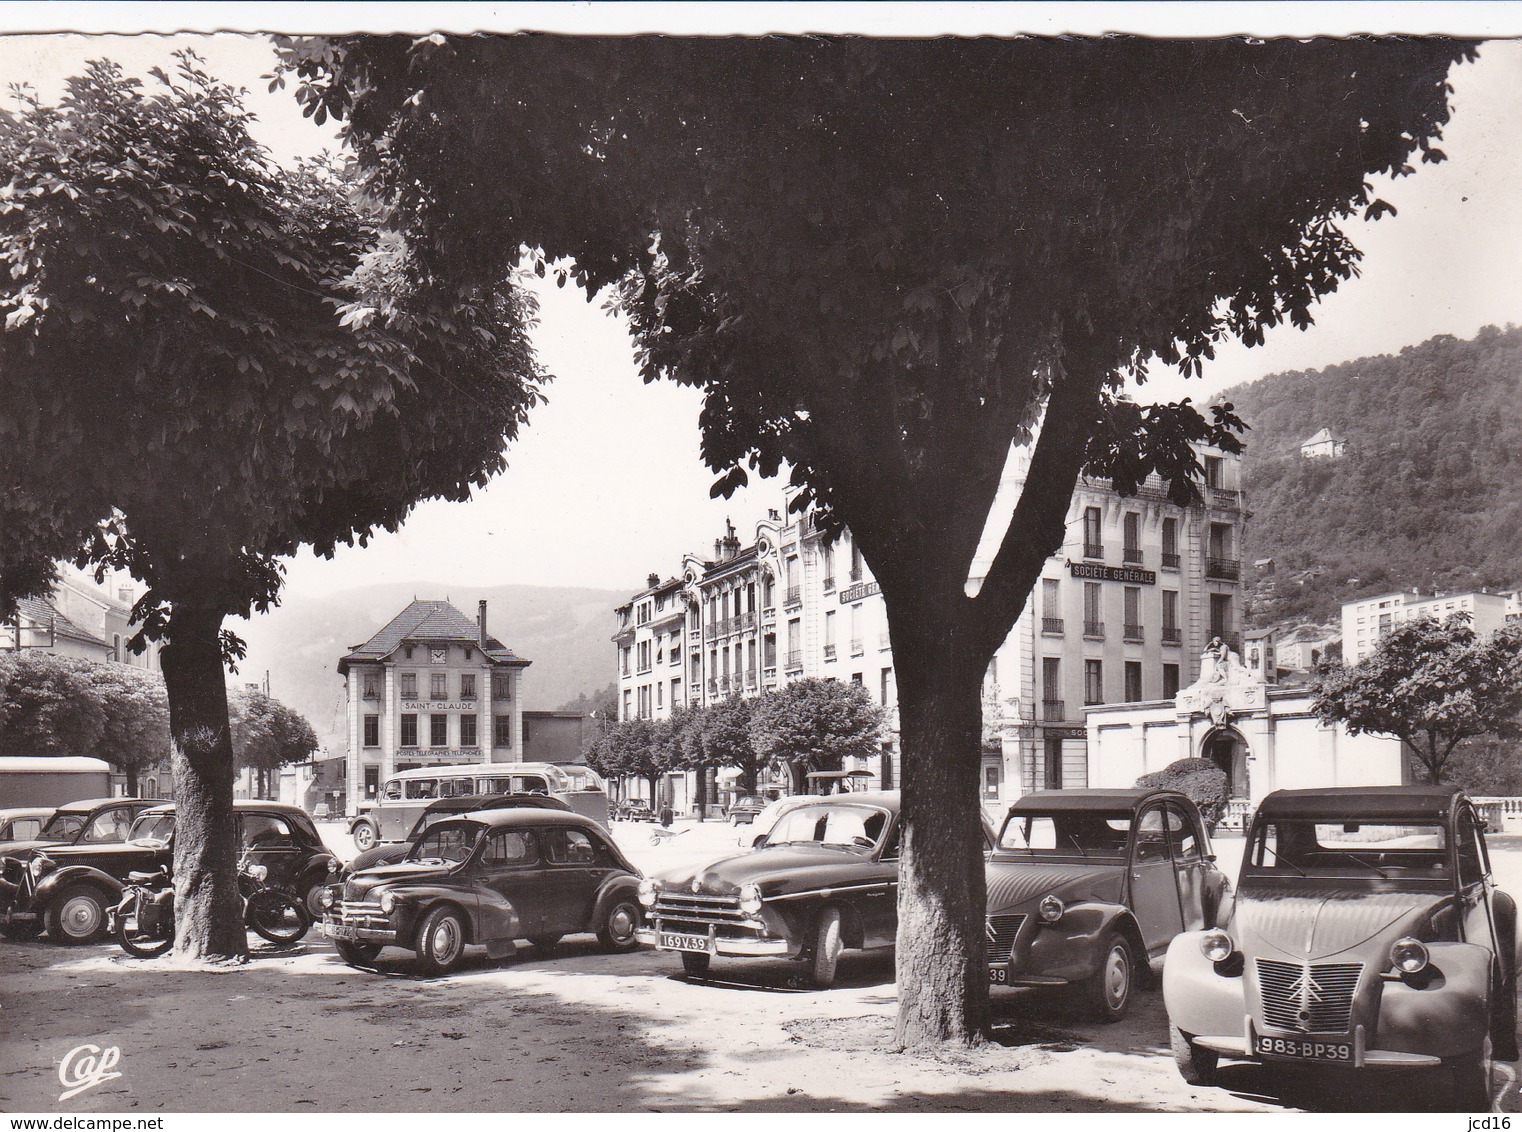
top-left (725, 795), bottom-right (768, 825)
top-left (320, 807), bottom-right (642, 974)
top-left (1163, 785), bottom-right (1519, 1109)
top-left (638, 790), bottom-right (987, 988)
top-left (0, 797), bottom-right (163, 859)
top-left (0, 800), bottom-right (337, 943)
top-left (986, 789), bottom-right (1230, 1020)
top-left (0, 807), bottom-right (53, 845)
top-left (619, 800), bottom-right (655, 822)
top-left (347, 793), bottom-right (573, 873)
top-left (744, 795), bottom-right (812, 848)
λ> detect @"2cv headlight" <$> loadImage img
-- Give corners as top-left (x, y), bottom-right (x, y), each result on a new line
top-left (1038, 894), bottom-right (1065, 923)
top-left (739, 883), bottom-right (763, 915)
top-left (1391, 936), bottom-right (1430, 975)
top-left (638, 878), bottom-right (658, 908)
top-left (1200, 928), bottom-right (1234, 963)
top-left (28, 854), bottom-right (56, 882)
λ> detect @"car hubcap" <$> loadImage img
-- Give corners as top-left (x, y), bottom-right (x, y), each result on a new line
top-left (609, 905), bottom-right (636, 943)
top-left (63, 897), bottom-right (101, 937)
top-left (1105, 945), bottom-right (1130, 1009)
top-left (433, 919), bottom-right (460, 960)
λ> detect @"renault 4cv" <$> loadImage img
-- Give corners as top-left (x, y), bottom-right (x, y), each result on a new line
top-left (1163, 785), bottom-right (1519, 1110)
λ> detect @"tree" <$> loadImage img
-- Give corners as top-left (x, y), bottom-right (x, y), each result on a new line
top-left (229, 688), bottom-right (319, 799)
top-left (276, 33), bottom-right (1474, 1045)
top-left (0, 57), bottom-right (543, 960)
top-left (81, 662), bottom-right (171, 794)
top-left (1312, 614), bottom-right (1522, 784)
top-left (750, 679), bottom-right (885, 790)
top-left (694, 696), bottom-right (763, 795)
top-left (0, 652), bottom-right (107, 755)
top-left (1136, 757), bottom-right (1230, 832)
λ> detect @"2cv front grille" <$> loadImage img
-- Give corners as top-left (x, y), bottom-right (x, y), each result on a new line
top-left (986, 915), bottom-right (1026, 964)
top-left (1256, 959), bottom-right (1364, 1033)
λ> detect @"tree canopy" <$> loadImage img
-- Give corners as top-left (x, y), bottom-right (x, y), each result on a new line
top-left (279, 32), bottom-right (1475, 1044)
top-left (1312, 613), bottom-right (1522, 784)
top-left (0, 55), bottom-right (544, 959)
top-left (229, 687), bottom-right (319, 797)
top-left (749, 678), bottom-right (885, 779)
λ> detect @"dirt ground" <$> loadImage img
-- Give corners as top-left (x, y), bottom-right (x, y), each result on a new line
top-left (3, 820), bottom-right (1520, 1113)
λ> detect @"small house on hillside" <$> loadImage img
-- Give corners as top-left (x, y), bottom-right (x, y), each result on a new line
top-left (1300, 427), bottom-right (1347, 459)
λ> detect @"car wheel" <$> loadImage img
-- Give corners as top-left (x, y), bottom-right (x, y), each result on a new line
top-left (352, 822), bottom-right (377, 853)
top-left (597, 898), bottom-right (641, 952)
top-left (680, 951), bottom-right (711, 979)
top-left (335, 939), bottom-right (382, 966)
top-left (528, 934), bottom-right (562, 952)
top-left (809, 907), bottom-right (844, 989)
top-left (301, 879), bottom-right (327, 921)
top-left (1451, 1036), bottom-right (1495, 1111)
top-left (1170, 1024), bottom-right (1218, 1085)
top-left (1082, 930), bottom-right (1134, 1022)
top-left (46, 884), bottom-right (109, 944)
top-left (415, 906), bottom-right (467, 975)
top-left (728, 814), bottom-right (737, 826)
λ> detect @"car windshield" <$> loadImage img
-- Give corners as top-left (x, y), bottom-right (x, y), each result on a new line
top-left (410, 809), bottom-right (469, 838)
top-left (735, 796), bottom-right (763, 807)
top-left (998, 811), bottom-right (1131, 859)
top-left (1247, 819), bottom-right (1448, 879)
top-left (129, 813), bottom-right (175, 843)
top-left (764, 804), bottom-right (889, 852)
top-left (38, 812), bottom-right (86, 841)
top-left (408, 824), bottom-right (480, 865)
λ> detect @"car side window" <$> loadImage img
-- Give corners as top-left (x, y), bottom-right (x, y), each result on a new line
top-left (1457, 812), bottom-right (1488, 887)
top-left (82, 808), bottom-right (133, 843)
top-left (542, 828), bottom-right (600, 865)
top-left (481, 830), bottom-right (536, 868)
top-left (240, 814), bottom-right (295, 849)
top-left (1166, 804), bottom-right (1201, 862)
top-left (382, 780), bottom-right (402, 801)
top-left (1134, 807), bottom-right (1173, 861)
top-left (879, 819), bottom-right (901, 860)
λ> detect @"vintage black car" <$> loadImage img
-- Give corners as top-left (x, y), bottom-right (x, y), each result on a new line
top-left (0, 800), bottom-right (336, 943)
top-left (725, 796), bottom-right (768, 825)
top-left (1164, 786), bottom-right (1519, 1109)
top-left (986, 789), bottom-right (1231, 1020)
top-left (0, 797), bottom-right (163, 860)
top-left (321, 807), bottom-right (643, 974)
top-left (638, 790), bottom-right (966, 988)
top-left (0, 807), bottom-right (53, 845)
top-left (347, 793), bottom-right (573, 873)
top-left (618, 800), bottom-right (655, 822)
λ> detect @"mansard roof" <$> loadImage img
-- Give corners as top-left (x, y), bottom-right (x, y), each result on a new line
top-left (338, 600), bottom-right (529, 674)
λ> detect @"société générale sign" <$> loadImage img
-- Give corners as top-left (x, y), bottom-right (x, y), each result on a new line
top-left (1068, 563), bottom-right (1157, 585)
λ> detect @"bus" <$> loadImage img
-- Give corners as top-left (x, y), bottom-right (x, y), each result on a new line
top-left (348, 762), bottom-right (609, 850)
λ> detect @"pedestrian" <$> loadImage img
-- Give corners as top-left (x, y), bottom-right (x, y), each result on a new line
top-left (660, 803), bottom-right (674, 828)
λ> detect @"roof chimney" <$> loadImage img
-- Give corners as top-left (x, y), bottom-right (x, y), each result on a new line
top-left (477, 600), bottom-right (488, 648)
top-left (647, 572), bottom-right (661, 590)
top-left (714, 538), bottom-right (723, 560)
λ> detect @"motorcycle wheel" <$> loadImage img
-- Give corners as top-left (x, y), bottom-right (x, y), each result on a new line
top-left (245, 889), bottom-right (310, 945)
top-left (115, 894), bottom-right (173, 958)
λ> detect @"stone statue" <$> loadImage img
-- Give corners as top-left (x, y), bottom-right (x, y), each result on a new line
top-left (1179, 636), bottom-right (1257, 724)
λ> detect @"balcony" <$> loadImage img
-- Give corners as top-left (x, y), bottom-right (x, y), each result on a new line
top-left (1041, 617), bottom-right (1064, 636)
top-left (707, 679), bottom-right (718, 696)
top-left (1161, 552), bottom-right (1181, 570)
top-left (1215, 631), bottom-right (1242, 653)
top-left (785, 586), bottom-right (802, 608)
top-left (822, 575), bottom-right (835, 592)
top-left (850, 638), bottom-right (864, 656)
top-left (1206, 557), bottom-right (1241, 581)
top-left (785, 650), bottom-right (803, 672)
top-left (1083, 620), bottom-right (1105, 639)
top-left (823, 643), bottom-right (837, 660)
top-left (1083, 542), bottom-right (1104, 560)
top-left (1122, 547), bottom-right (1144, 565)
top-left (1123, 624), bottom-right (1144, 643)
top-left (1211, 487), bottom-right (1242, 510)
top-left (741, 611), bottom-right (756, 631)
top-left (1042, 699), bottom-right (1065, 722)
top-left (1162, 627), bottom-right (1182, 645)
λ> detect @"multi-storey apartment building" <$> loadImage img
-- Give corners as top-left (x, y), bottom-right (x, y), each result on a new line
top-left (1342, 588), bottom-right (1514, 664)
top-left (614, 443), bottom-right (1243, 811)
top-left (338, 599), bottom-right (530, 807)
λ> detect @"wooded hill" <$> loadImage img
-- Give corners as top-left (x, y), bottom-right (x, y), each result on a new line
top-left (1223, 325), bottom-right (1522, 626)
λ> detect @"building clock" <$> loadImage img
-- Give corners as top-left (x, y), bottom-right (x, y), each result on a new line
top-left (430, 647), bottom-right (447, 664)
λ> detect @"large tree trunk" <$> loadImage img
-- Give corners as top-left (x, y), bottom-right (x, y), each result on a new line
top-left (892, 613), bottom-right (991, 1050)
top-left (160, 606), bottom-right (245, 961)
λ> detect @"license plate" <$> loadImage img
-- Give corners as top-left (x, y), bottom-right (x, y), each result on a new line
top-left (1256, 1035), bottom-right (1352, 1062)
top-left (989, 967), bottom-right (1008, 984)
top-left (659, 932), bottom-right (710, 953)
top-left (324, 921), bottom-right (361, 942)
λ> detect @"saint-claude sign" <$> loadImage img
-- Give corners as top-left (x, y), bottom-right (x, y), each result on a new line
top-left (1068, 562), bottom-right (1156, 585)
top-left (402, 701), bottom-right (478, 712)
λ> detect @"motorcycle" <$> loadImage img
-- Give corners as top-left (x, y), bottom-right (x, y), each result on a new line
top-left (110, 851), bottom-right (310, 957)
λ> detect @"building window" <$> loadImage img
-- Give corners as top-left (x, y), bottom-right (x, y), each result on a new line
top-left (763, 573), bottom-right (775, 609)
top-left (363, 715), bottom-right (379, 748)
top-left (1042, 657), bottom-right (1062, 720)
top-left (430, 714), bottom-right (448, 747)
top-left (1161, 516), bottom-right (1180, 569)
top-left (405, 646), bottom-right (414, 659)
top-left (460, 714), bottom-right (477, 747)
top-left (984, 765), bottom-right (1000, 798)
top-left (821, 544), bottom-right (835, 591)
top-left (656, 681), bottom-right (663, 709)
top-left (764, 633), bottom-right (777, 669)
top-left (851, 673), bottom-right (864, 686)
top-left (400, 714), bottom-right (418, 747)
top-left (1210, 592), bottom-right (1232, 639)
top-left (431, 672), bottom-right (447, 700)
top-left (823, 610), bottom-right (837, 659)
top-left (399, 672), bottom-right (417, 699)
top-left (1044, 735), bottom-right (1063, 790)
top-left (1123, 512), bottom-right (1142, 563)
top-left (1204, 455), bottom-right (1224, 489)
top-left (493, 673), bottom-right (511, 700)
top-left (1162, 590), bottom-right (1180, 644)
top-left (1124, 661), bottom-right (1143, 702)
top-left (850, 605), bottom-right (863, 656)
top-left (1163, 663), bottom-right (1181, 699)
top-left (850, 539), bottom-right (864, 583)
top-left (786, 619), bottom-right (802, 669)
top-left (785, 556), bottom-right (800, 606)
top-left (362, 674), bottom-right (380, 700)
top-left (1084, 659), bottom-right (1103, 706)
top-left (1083, 507), bottom-right (1103, 559)
top-left (881, 667), bottom-right (893, 706)
top-left (1083, 582), bottom-right (1104, 638)
top-left (494, 715), bottom-right (512, 747)
top-left (622, 690), bottom-right (631, 720)
top-left (460, 673), bottom-right (476, 700)
top-left (1123, 586), bottom-right (1142, 641)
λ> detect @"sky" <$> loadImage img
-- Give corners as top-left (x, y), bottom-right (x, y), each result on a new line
top-left (2, 5), bottom-right (1520, 600)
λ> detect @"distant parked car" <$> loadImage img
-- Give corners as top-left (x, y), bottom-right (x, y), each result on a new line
top-left (0, 807), bottom-right (53, 846)
top-left (1164, 785), bottom-right (1519, 1110)
top-left (347, 793), bottom-right (573, 873)
top-left (744, 796), bottom-right (812, 848)
top-left (321, 807), bottom-right (642, 974)
top-left (638, 790), bottom-right (991, 988)
top-left (0, 801), bottom-right (336, 943)
top-left (986, 789), bottom-right (1230, 1021)
top-left (619, 800), bottom-right (655, 823)
top-left (725, 796), bottom-right (768, 825)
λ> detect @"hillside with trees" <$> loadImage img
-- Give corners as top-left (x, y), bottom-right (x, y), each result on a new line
top-left (1227, 325), bottom-right (1522, 625)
